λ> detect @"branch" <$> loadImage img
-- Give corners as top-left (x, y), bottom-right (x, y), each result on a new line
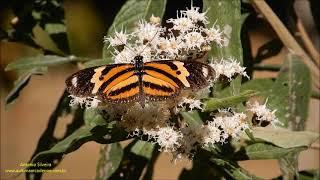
top-left (296, 19), bottom-right (320, 68)
top-left (251, 0), bottom-right (320, 89)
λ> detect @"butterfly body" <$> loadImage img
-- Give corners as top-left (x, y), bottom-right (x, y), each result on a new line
top-left (66, 56), bottom-right (214, 107)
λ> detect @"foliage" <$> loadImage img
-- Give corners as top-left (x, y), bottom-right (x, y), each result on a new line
top-left (2, 0), bottom-right (319, 180)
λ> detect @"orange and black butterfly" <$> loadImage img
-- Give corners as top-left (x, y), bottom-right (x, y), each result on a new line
top-left (66, 55), bottom-right (214, 107)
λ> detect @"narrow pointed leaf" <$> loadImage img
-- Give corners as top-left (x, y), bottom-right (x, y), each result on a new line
top-left (96, 143), bottom-right (123, 180)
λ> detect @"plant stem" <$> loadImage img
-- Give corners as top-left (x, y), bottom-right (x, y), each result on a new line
top-left (251, 0), bottom-right (320, 89)
top-left (203, 90), bottom-right (256, 112)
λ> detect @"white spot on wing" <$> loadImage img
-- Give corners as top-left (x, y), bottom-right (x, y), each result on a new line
top-left (202, 67), bottom-right (209, 77)
top-left (72, 77), bottom-right (77, 87)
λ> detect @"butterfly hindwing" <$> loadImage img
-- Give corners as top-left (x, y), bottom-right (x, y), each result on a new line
top-left (144, 60), bottom-right (214, 88)
top-left (142, 60), bottom-right (214, 100)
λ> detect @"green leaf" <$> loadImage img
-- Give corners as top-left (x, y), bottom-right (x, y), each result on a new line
top-left (131, 140), bottom-right (155, 159)
top-left (203, 90), bottom-right (256, 111)
top-left (6, 67), bottom-right (47, 104)
top-left (218, 78), bottom-right (274, 98)
top-left (84, 109), bottom-right (108, 127)
top-left (5, 55), bottom-right (95, 71)
top-left (30, 110), bottom-right (128, 173)
top-left (266, 55), bottom-right (311, 180)
top-left (243, 127), bottom-right (319, 149)
top-left (181, 111), bottom-right (203, 125)
top-left (30, 124), bottom-right (128, 163)
top-left (204, 0), bottom-right (243, 60)
top-left (244, 143), bottom-right (306, 160)
top-left (204, 0), bottom-right (243, 92)
top-left (210, 157), bottom-right (261, 179)
top-left (268, 54), bottom-right (312, 129)
top-left (83, 58), bottom-right (113, 68)
top-left (108, 0), bottom-right (167, 34)
top-left (108, 139), bottom-right (159, 179)
top-left (6, 55), bottom-right (75, 71)
top-left (240, 79), bottom-right (274, 96)
top-left (96, 143), bottom-right (123, 180)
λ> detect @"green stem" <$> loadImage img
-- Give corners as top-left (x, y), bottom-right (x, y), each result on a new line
top-left (203, 90), bottom-right (256, 112)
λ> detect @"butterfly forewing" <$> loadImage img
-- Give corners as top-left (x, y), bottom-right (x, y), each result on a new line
top-left (66, 63), bottom-right (138, 102)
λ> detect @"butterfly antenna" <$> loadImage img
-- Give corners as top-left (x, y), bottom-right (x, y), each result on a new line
top-left (112, 27), bottom-right (137, 56)
top-left (138, 28), bottom-right (160, 55)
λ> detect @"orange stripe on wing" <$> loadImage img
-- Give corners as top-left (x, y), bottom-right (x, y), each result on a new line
top-left (103, 65), bottom-right (133, 80)
top-left (108, 86), bottom-right (139, 100)
top-left (146, 61), bottom-right (190, 87)
top-left (144, 70), bottom-right (179, 88)
top-left (103, 71), bottom-right (135, 93)
top-left (145, 63), bottom-right (177, 77)
top-left (142, 74), bottom-right (177, 90)
top-left (106, 75), bottom-right (139, 94)
top-left (143, 86), bottom-right (173, 97)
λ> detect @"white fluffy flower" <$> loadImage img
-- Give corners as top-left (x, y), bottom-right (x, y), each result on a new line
top-left (213, 111), bottom-right (249, 141)
top-left (156, 36), bottom-right (181, 58)
top-left (69, 95), bottom-right (86, 107)
top-left (69, 95), bottom-right (100, 108)
top-left (178, 97), bottom-right (203, 111)
top-left (202, 121), bottom-right (222, 147)
top-left (113, 47), bottom-right (136, 63)
top-left (181, 5), bottom-right (208, 24)
top-left (144, 126), bottom-right (183, 152)
top-left (247, 100), bottom-right (280, 126)
top-left (183, 31), bottom-right (206, 50)
top-left (204, 26), bottom-right (224, 46)
top-left (135, 20), bottom-right (164, 44)
top-left (167, 17), bottom-right (194, 33)
top-left (85, 96), bottom-right (101, 108)
top-left (104, 29), bottom-right (130, 47)
top-left (210, 57), bottom-right (249, 81)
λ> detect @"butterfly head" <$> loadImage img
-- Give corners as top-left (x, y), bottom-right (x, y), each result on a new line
top-left (134, 55), bottom-right (144, 70)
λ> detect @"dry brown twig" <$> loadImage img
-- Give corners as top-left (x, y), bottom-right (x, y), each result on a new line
top-left (251, 0), bottom-right (320, 89)
top-left (296, 19), bottom-right (320, 68)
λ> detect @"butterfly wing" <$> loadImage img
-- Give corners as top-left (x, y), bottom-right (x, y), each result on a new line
top-left (143, 60), bottom-right (214, 101)
top-left (66, 63), bottom-right (140, 103)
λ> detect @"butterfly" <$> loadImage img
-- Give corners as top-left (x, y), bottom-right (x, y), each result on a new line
top-left (65, 55), bottom-right (214, 107)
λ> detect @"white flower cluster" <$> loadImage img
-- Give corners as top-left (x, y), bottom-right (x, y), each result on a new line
top-left (104, 5), bottom-right (230, 63)
top-left (247, 100), bottom-right (280, 127)
top-left (178, 97), bottom-right (204, 111)
top-left (142, 110), bottom-right (249, 159)
top-left (69, 95), bottom-right (101, 108)
top-left (210, 57), bottom-right (249, 81)
top-left (66, 6), bottom-right (279, 161)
